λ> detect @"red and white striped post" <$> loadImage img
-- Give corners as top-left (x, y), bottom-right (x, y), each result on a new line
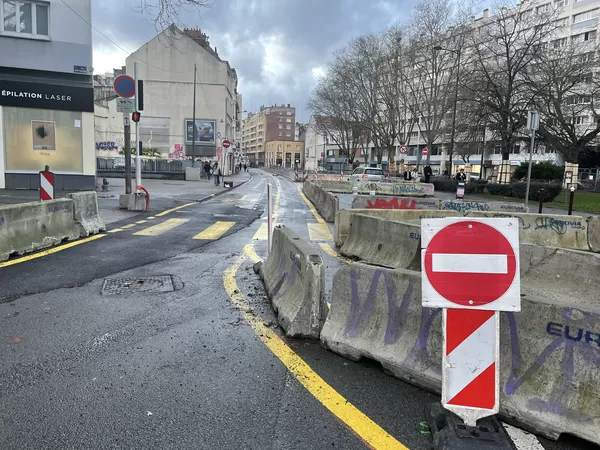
top-left (421, 217), bottom-right (520, 426)
top-left (340, 169), bottom-right (344, 181)
top-left (39, 166), bottom-right (54, 201)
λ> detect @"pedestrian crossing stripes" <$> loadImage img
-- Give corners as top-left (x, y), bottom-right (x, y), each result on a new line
top-left (133, 218), bottom-right (189, 236)
top-left (193, 221), bottom-right (235, 240)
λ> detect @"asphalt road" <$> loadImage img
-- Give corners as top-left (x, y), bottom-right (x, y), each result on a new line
top-left (0, 171), bottom-right (597, 450)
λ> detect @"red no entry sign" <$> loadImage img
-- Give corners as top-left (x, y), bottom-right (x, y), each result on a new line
top-left (222, 139), bottom-right (231, 148)
top-left (421, 218), bottom-right (520, 311)
top-left (422, 147), bottom-right (428, 156)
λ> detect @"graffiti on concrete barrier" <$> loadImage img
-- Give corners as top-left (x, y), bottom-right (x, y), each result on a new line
top-left (534, 217), bottom-right (585, 235)
top-left (392, 184), bottom-right (426, 195)
top-left (95, 141), bottom-right (119, 151)
top-left (341, 268), bottom-right (599, 420)
top-left (442, 201), bottom-right (490, 213)
top-left (366, 197), bottom-right (417, 210)
top-left (345, 269), bottom-right (440, 373)
top-left (409, 232), bottom-right (420, 240)
top-left (500, 204), bottom-right (527, 212)
top-left (480, 212), bottom-right (531, 230)
top-left (48, 204), bottom-right (70, 213)
top-left (504, 308), bottom-right (600, 419)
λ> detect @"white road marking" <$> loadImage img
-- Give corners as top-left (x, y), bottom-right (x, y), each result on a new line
top-left (503, 424), bottom-right (545, 449)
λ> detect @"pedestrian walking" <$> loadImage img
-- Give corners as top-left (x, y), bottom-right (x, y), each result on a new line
top-left (204, 161), bottom-right (211, 181)
top-left (243, 163), bottom-right (247, 172)
top-left (424, 165), bottom-right (433, 183)
top-left (213, 162), bottom-right (221, 186)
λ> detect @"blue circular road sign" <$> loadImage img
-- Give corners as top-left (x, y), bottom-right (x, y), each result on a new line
top-left (113, 75), bottom-right (135, 98)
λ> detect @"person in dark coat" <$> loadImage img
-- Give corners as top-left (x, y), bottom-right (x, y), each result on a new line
top-left (424, 165), bottom-right (433, 183)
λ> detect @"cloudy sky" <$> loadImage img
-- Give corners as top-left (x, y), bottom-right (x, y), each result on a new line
top-left (91, 0), bottom-right (414, 121)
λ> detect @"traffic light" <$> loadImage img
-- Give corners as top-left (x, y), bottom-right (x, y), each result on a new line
top-left (132, 111), bottom-right (141, 122)
top-left (137, 80), bottom-right (144, 111)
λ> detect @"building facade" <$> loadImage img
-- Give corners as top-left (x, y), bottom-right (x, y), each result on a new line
top-left (126, 26), bottom-right (240, 174)
top-left (94, 70), bottom-right (125, 157)
top-left (0, 0), bottom-right (95, 190)
top-left (264, 140), bottom-right (304, 168)
top-left (241, 104), bottom-right (295, 166)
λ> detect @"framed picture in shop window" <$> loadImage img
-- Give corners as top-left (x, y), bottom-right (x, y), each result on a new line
top-left (32, 121), bottom-right (56, 150)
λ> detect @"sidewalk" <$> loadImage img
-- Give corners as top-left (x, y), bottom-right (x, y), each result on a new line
top-left (0, 171), bottom-right (252, 224)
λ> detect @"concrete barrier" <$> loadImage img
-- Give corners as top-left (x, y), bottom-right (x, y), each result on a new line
top-left (341, 214), bottom-right (421, 270)
top-left (352, 195), bottom-right (441, 210)
top-left (321, 263), bottom-right (600, 444)
top-left (259, 226), bottom-right (326, 338)
top-left (441, 199), bottom-right (528, 213)
top-left (466, 211), bottom-right (589, 251)
top-left (303, 182), bottom-right (337, 223)
top-left (519, 243), bottom-right (600, 301)
top-left (313, 180), bottom-right (354, 193)
top-left (358, 181), bottom-right (435, 197)
top-left (67, 192), bottom-right (106, 237)
top-left (587, 216), bottom-right (600, 253)
top-left (0, 199), bottom-right (80, 261)
top-left (334, 209), bottom-right (461, 247)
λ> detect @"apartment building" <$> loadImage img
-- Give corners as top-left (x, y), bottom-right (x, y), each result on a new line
top-left (126, 26), bottom-right (241, 174)
top-left (0, 0), bottom-right (95, 189)
top-left (241, 104), bottom-right (295, 166)
top-left (264, 140), bottom-right (304, 168)
top-left (304, 115), bottom-right (347, 172)
top-left (395, 0), bottom-right (599, 179)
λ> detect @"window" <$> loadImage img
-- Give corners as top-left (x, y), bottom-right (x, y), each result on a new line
top-left (573, 9), bottom-right (599, 23)
top-left (574, 115), bottom-right (587, 124)
top-left (536, 3), bottom-right (550, 14)
top-left (1, 0), bottom-right (49, 37)
top-left (286, 133), bottom-right (291, 137)
top-left (278, 124), bottom-right (283, 129)
top-left (278, 132), bottom-right (282, 136)
top-left (552, 37), bottom-right (567, 48)
top-left (286, 125), bottom-right (291, 130)
top-left (286, 118), bottom-right (291, 123)
top-left (286, 144), bottom-right (291, 148)
top-left (555, 0), bottom-right (569, 7)
top-left (411, 131), bottom-right (418, 137)
top-left (286, 112), bottom-right (292, 116)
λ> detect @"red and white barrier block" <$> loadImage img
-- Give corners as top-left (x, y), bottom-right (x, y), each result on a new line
top-left (421, 217), bottom-right (520, 427)
top-left (39, 169), bottom-right (55, 201)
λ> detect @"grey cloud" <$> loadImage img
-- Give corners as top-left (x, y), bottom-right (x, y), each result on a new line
top-left (91, 0), bottom-right (417, 120)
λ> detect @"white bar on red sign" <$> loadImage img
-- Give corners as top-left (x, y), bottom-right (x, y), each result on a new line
top-left (442, 308), bottom-right (499, 426)
top-left (432, 254), bottom-right (508, 274)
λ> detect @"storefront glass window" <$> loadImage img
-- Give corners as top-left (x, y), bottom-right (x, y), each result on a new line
top-left (4, 107), bottom-right (83, 173)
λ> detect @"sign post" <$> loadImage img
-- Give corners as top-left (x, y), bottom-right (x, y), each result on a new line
top-left (39, 166), bottom-right (54, 201)
top-left (525, 110), bottom-right (540, 209)
top-left (422, 217), bottom-right (520, 443)
top-left (134, 62), bottom-right (141, 190)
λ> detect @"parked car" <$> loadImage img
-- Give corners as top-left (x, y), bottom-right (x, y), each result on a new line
top-left (347, 167), bottom-right (385, 181)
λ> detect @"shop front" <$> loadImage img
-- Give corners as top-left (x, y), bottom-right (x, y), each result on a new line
top-left (0, 79), bottom-right (95, 190)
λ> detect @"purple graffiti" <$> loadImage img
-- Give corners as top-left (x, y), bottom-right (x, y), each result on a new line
top-left (505, 308), bottom-right (600, 419)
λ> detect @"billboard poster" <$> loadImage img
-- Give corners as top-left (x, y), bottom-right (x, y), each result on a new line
top-left (185, 119), bottom-right (215, 145)
top-left (32, 121), bottom-right (56, 150)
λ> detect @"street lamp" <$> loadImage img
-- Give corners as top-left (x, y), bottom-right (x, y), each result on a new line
top-left (433, 45), bottom-right (461, 178)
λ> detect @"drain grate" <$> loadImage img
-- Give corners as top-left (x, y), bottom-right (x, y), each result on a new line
top-left (101, 275), bottom-right (175, 295)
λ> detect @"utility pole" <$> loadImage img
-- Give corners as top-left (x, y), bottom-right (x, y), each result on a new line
top-left (191, 64), bottom-right (197, 167)
top-left (525, 110), bottom-right (540, 209)
top-left (134, 62), bottom-right (141, 189)
top-left (124, 115), bottom-right (132, 194)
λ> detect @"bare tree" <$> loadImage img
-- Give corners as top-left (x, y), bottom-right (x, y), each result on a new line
top-left (527, 44), bottom-right (600, 163)
top-left (136, 0), bottom-right (214, 29)
top-left (465, 1), bottom-right (560, 166)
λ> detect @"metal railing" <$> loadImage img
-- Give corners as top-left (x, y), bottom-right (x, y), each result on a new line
top-left (96, 157), bottom-right (192, 173)
top-left (578, 168), bottom-right (600, 192)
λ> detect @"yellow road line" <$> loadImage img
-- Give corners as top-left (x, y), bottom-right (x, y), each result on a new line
top-left (308, 223), bottom-right (333, 241)
top-left (135, 220), bottom-right (147, 224)
top-left (222, 245), bottom-right (407, 450)
top-left (133, 218), bottom-right (189, 236)
top-left (0, 234), bottom-right (106, 269)
top-left (193, 221), bottom-right (235, 240)
top-left (148, 216), bottom-right (156, 219)
top-left (319, 243), bottom-right (352, 263)
top-left (243, 244), bottom-right (262, 263)
top-left (121, 224), bottom-right (136, 229)
top-left (108, 228), bottom-right (123, 233)
top-left (252, 223), bottom-right (268, 241)
top-left (298, 187), bottom-right (326, 224)
top-left (155, 202), bottom-right (197, 217)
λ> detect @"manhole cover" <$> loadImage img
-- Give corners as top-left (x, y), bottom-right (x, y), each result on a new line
top-left (101, 276), bottom-right (175, 295)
